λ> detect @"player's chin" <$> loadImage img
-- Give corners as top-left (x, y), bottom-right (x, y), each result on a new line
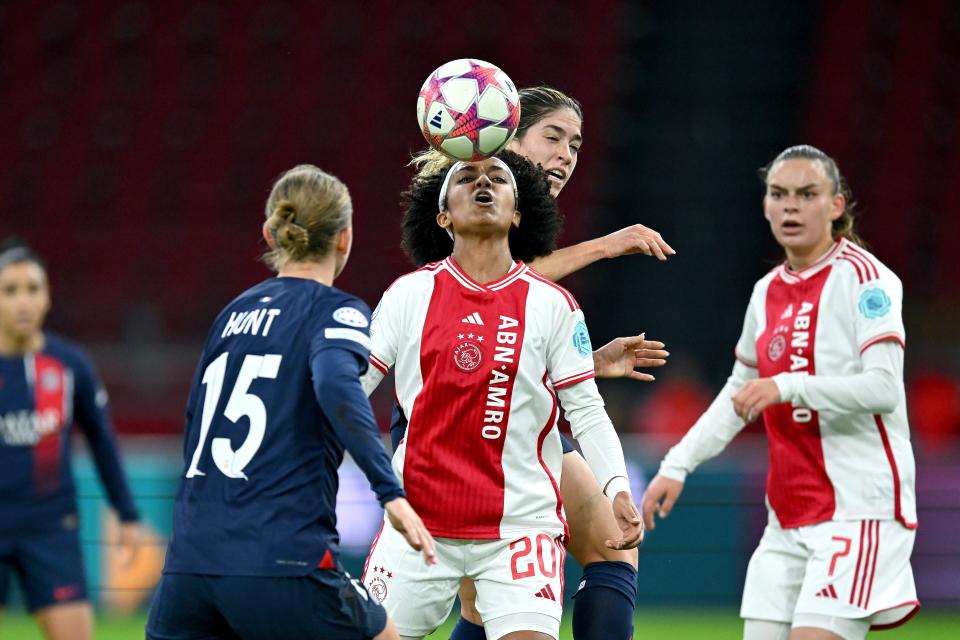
top-left (465, 210), bottom-right (514, 230)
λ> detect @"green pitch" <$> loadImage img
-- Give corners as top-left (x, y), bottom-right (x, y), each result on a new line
top-left (2, 610), bottom-right (957, 639)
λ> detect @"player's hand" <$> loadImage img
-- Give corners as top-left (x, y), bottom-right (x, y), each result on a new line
top-left (593, 333), bottom-right (668, 381)
top-left (600, 224), bottom-right (676, 261)
top-left (118, 521), bottom-right (142, 567)
top-left (384, 497), bottom-right (437, 566)
top-left (606, 491), bottom-right (644, 550)
top-left (640, 475), bottom-right (684, 531)
top-left (731, 378), bottom-right (781, 423)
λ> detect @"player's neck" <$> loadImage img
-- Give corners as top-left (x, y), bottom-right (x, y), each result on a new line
top-left (0, 329), bottom-right (44, 356)
top-left (784, 236), bottom-right (837, 272)
top-left (276, 259), bottom-right (337, 286)
top-left (451, 239), bottom-right (514, 284)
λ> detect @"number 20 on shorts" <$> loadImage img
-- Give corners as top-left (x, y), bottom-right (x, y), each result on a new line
top-left (510, 534), bottom-right (563, 580)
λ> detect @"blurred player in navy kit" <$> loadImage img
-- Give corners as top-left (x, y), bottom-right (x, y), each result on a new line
top-left (0, 239), bottom-right (142, 640)
top-left (146, 165), bottom-right (435, 640)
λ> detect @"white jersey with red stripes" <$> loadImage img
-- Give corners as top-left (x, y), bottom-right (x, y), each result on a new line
top-left (734, 238), bottom-right (916, 529)
top-left (368, 257), bottom-right (597, 540)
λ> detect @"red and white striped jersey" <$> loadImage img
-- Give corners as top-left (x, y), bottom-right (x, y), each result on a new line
top-left (735, 239), bottom-right (916, 529)
top-left (368, 257), bottom-right (599, 539)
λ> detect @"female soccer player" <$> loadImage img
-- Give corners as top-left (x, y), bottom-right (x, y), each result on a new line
top-left (0, 239), bottom-right (141, 640)
top-left (146, 165), bottom-right (435, 640)
top-left (361, 150), bottom-right (643, 640)
top-left (641, 145), bottom-right (918, 640)
top-left (412, 87), bottom-right (671, 640)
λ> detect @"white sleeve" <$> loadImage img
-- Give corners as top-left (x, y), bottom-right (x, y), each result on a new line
top-left (545, 300), bottom-right (596, 390)
top-left (733, 284), bottom-right (762, 367)
top-left (360, 366), bottom-right (385, 397)
top-left (658, 360), bottom-right (758, 482)
top-left (853, 267), bottom-right (905, 352)
top-left (772, 340), bottom-right (902, 415)
top-left (367, 285), bottom-right (402, 376)
top-left (557, 378), bottom-right (631, 499)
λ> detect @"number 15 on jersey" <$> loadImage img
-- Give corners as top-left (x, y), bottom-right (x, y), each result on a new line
top-left (186, 352), bottom-right (282, 480)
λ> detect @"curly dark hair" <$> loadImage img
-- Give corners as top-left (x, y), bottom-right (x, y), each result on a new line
top-left (400, 149), bottom-right (562, 266)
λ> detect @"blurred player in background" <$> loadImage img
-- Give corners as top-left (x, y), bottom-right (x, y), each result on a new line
top-left (361, 150), bottom-right (643, 640)
top-left (642, 145), bottom-right (918, 640)
top-left (411, 86), bottom-right (672, 640)
top-left (145, 165), bottom-right (435, 640)
top-left (0, 239), bottom-right (142, 640)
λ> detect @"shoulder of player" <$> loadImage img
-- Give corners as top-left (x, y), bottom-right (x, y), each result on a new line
top-left (522, 267), bottom-right (579, 312)
top-left (311, 287), bottom-right (373, 332)
top-left (322, 286), bottom-right (371, 314)
top-left (41, 333), bottom-right (92, 371)
top-left (384, 262), bottom-right (443, 293)
top-left (749, 267), bottom-right (780, 301)
top-left (832, 242), bottom-right (901, 289)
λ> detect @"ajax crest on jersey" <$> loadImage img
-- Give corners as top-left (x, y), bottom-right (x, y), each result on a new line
top-left (453, 340), bottom-right (483, 372)
top-left (417, 58), bottom-right (521, 161)
top-left (767, 334), bottom-right (787, 362)
top-left (572, 321), bottom-right (592, 357)
top-left (858, 288), bottom-right (891, 319)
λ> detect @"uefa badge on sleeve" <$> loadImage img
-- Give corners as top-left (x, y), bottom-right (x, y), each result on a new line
top-left (572, 321), bottom-right (592, 358)
top-left (858, 288), bottom-right (891, 319)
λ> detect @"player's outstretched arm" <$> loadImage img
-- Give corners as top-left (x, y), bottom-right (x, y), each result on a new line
top-left (594, 333), bottom-right (669, 381)
top-left (529, 223), bottom-right (676, 282)
top-left (384, 497), bottom-right (436, 566)
top-left (311, 347), bottom-right (406, 516)
top-left (640, 475), bottom-right (684, 531)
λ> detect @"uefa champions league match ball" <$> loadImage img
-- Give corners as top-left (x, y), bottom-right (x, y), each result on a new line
top-left (416, 58), bottom-right (521, 162)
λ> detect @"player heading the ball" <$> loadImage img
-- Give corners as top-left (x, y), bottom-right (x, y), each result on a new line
top-left (361, 150), bottom-right (642, 640)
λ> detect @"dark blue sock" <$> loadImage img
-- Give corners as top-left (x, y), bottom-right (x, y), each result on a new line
top-left (572, 561), bottom-right (638, 640)
top-left (449, 616), bottom-right (485, 640)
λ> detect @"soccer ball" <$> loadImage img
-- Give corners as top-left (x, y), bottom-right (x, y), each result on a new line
top-left (417, 59), bottom-right (521, 161)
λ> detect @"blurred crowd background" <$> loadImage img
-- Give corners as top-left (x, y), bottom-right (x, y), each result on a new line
top-left (2, 0), bottom-right (958, 616)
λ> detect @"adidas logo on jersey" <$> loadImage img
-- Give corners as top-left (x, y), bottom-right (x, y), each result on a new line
top-left (815, 585), bottom-right (839, 599)
top-left (461, 312), bottom-right (484, 325)
top-left (534, 584), bottom-right (557, 601)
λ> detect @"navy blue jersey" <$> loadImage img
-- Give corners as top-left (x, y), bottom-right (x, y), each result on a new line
top-left (0, 334), bottom-right (139, 531)
top-left (164, 277), bottom-right (402, 578)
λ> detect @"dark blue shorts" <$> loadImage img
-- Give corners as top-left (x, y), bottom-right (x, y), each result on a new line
top-left (146, 569), bottom-right (387, 640)
top-left (560, 433), bottom-right (576, 454)
top-left (0, 515), bottom-right (88, 611)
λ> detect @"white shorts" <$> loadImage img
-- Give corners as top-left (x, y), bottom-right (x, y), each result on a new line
top-left (362, 520), bottom-right (565, 639)
top-left (740, 517), bottom-right (919, 631)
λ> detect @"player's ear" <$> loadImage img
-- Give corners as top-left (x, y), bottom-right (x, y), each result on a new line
top-left (335, 226), bottom-right (353, 256)
top-left (262, 223), bottom-right (276, 249)
top-left (37, 268), bottom-right (52, 318)
top-left (512, 210), bottom-right (521, 228)
top-left (829, 193), bottom-right (845, 221)
top-left (437, 211), bottom-right (452, 232)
